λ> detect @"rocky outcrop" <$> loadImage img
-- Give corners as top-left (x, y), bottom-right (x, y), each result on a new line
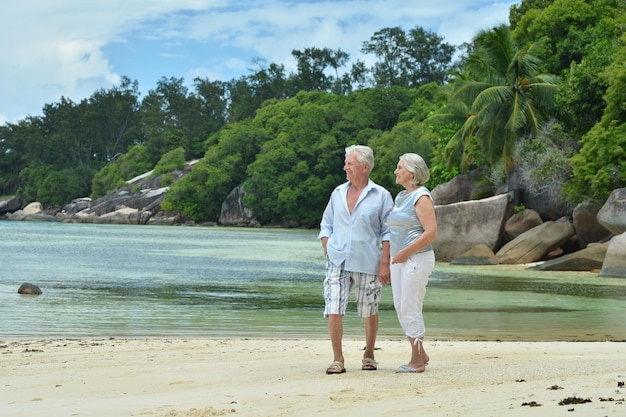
top-left (599, 232), bottom-right (626, 278)
top-left (432, 192), bottom-right (514, 262)
top-left (597, 188), bottom-right (626, 235)
top-left (496, 218), bottom-right (576, 264)
top-left (58, 187), bottom-right (168, 224)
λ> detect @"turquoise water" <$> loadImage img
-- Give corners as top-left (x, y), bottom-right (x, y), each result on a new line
top-left (1, 221), bottom-right (624, 341)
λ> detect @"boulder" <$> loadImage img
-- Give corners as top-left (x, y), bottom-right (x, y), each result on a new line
top-left (431, 166), bottom-right (490, 205)
top-left (146, 211), bottom-right (184, 225)
top-left (18, 283), bottom-right (42, 295)
top-left (24, 202), bottom-right (44, 215)
top-left (518, 188), bottom-right (566, 221)
top-left (450, 244), bottom-right (499, 265)
top-left (0, 195), bottom-right (22, 215)
top-left (503, 208), bottom-right (543, 241)
top-left (62, 197), bottom-right (92, 215)
top-left (531, 242), bottom-right (609, 272)
top-left (219, 184), bottom-right (258, 226)
top-left (599, 232), bottom-right (626, 278)
top-left (432, 192), bottom-right (514, 262)
top-left (97, 207), bottom-right (149, 224)
top-left (572, 202), bottom-right (612, 248)
top-left (597, 188), bottom-right (626, 235)
top-left (496, 218), bottom-right (576, 264)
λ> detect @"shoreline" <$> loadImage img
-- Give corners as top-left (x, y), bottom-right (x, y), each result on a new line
top-left (2, 338), bottom-right (624, 417)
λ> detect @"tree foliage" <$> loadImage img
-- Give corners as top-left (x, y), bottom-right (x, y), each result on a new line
top-left (429, 24), bottom-right (558, 172)
top-left (564, 32), bottom-right (626, 203)
top-left (361, 26), bottom-right (455, 87)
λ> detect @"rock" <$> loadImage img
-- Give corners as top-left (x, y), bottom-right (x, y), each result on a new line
top-left (599, 232), bottom-right (626, 278)
top-left (98, 207), bottom-right (144, 224)
top-left (597, 188), bottom-right (626, 235)
top-left (5, 209), bottom-right (27, 220)
top-left (219, 184), bottom-right (258, 226)
top-left (433, 192), bottom-right (514, 262)
top-left (23, 202), bottom-right (43, 215)
top-left (431, 167), bottom-right (490, 205)
top-left (18, 283), bottom-right (42, 295)
top-left (518, 188), bottom-right (566, 221)
top-left (146, 211), bottom-right (184, 225)
top-left (572, 202), bottom-right (612, 248)
top-left (450, 244), bottom-right (499, 265)
top-left (6, 202), bottom-right (56, 221)
top-left (0, 195), bottom-right (22, 215)
top-left (496, 218), bottom-right (576, 264)
top-left (62, 197), bottom-right (92, 215)
top-left (531, 242), bottom-right (609, 272)
top-left (504, 208), bottom-right (543, 241)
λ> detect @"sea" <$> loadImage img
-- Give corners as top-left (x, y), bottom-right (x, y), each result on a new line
top-left (1, 221), bottom-right (625, 341)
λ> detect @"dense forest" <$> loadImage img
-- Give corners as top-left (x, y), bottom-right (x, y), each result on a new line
top-left (1, 0), bottom-right (624, 226)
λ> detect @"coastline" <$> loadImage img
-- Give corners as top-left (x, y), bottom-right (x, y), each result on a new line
top-left (2, 338), bottom-right (624, 417)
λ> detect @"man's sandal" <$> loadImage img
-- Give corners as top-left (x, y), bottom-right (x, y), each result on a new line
top-left (361, 357), bottom-right (378, 371)
top-left (326, 361), bottom-right (346, 374)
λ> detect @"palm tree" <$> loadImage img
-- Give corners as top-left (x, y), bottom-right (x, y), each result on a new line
top-left (431, 24), bottom-right (558, 172)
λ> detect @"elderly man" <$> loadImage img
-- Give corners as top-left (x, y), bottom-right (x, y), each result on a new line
top-left (318, 144), bottom-right (393, 374)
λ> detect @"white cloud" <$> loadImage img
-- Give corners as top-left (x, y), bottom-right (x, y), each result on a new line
top-left (0, 0), bottom-right (518, 124)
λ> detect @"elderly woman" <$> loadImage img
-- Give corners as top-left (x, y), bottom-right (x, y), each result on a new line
top-left (387, 153), bottom-right (437, 373)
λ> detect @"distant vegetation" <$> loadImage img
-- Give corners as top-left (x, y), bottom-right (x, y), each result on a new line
top-left (1, 0), bottom-right (624, 224)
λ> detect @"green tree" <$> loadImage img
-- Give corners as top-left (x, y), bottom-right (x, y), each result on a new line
top-left (430, 25), bottom-right (558, 172)
top-left (0, 119), bottom-right (33, 195)
top-left (511, 0), bottom-right (625, 135)
top-left (226, 62), bottom-right (294, 123)
top-left (361, 26), bottom-right (455, 88)
top-left (140, 76), bottom-right (226, 161)
top-left (564, 33), bottom-right (626, 203)
top-left (511, 0), bottom-right (624, 76)
top-left (290, 47), bottom-right (351, 93)
top-left (81, 76), bottom-right (142, 162)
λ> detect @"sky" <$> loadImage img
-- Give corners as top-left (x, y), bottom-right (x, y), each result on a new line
top-left (0, 0), bottom-right (519, 125)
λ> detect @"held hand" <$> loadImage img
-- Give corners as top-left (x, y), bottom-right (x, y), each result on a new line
top-left (378, 263), bottom-right (390, 286)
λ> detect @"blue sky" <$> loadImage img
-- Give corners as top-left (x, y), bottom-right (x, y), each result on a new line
top-left (0, 0), bottom-right (518, 124)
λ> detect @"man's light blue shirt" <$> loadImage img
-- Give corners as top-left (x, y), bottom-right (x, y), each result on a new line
top-left (318, 179), bottom-right (393, 275)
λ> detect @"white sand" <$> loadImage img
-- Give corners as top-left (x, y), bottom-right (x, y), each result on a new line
top-left (1, 338), bottom-right (624, 417)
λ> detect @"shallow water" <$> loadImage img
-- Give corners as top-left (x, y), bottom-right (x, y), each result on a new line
top-left (1, 221), bottom-right (624, 341)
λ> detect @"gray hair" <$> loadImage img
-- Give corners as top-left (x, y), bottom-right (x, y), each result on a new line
top-left (400, 153), bottom-right (430, 185)
top-left (345, 145), bottom-right (374, 174)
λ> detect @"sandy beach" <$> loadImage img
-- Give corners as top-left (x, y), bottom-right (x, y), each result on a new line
top-left (1, 338), bottom-right (624, 417)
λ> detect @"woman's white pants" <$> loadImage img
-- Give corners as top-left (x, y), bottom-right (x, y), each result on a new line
top-left (390, 251), bottom-right (435, 341)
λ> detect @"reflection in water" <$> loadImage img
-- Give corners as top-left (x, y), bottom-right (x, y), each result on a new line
top-left (1, 221), bottom-right (624, 341)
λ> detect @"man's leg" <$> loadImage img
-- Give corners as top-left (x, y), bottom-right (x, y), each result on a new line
top-left (324, 263), bottom-right (350, 373)
top-left (328, 314), bottom-right (344, 363)
top-left (363, 313), bottom-right (378, 361)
